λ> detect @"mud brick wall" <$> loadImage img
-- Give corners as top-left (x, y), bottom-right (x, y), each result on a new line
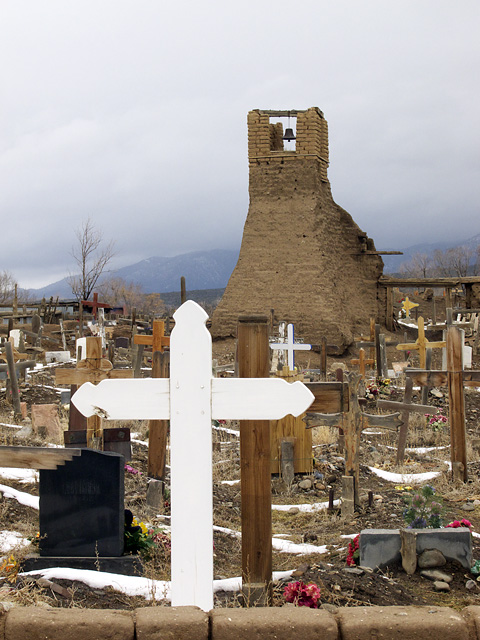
top-left (212, 107), bottom-right (385, 351)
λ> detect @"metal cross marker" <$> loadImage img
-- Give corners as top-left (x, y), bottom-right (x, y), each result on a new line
top-left (72, 301), bottom-right (314, 612)
top-left (270, 323), bottom-right (311, 370)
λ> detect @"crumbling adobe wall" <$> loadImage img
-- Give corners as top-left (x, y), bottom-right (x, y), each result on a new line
top-left (211, 108), bottom-right (384, 351)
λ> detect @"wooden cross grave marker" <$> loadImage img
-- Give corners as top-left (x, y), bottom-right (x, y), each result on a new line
top-left (356, 323), bottom-right (396, 379)
top-left (304, 372), bottom-right (402, 512)
top-left (396, 316), bottom-right (445, 369)
top-left (133, 319), bottom-right (170, 377)
top-left (81, 292), bottom-right (109, 320)
top-left (1, 341), bottom-right (35, 416)
top-left (402, 296), bottom-right (419, 318)
top-left (270, 322), bottom-right (311, 371)
top-left (377, 377), bottom-right (432, 464)
top-left (350, 347), bottom-right (375, 379)
top-left (0, 337), bottom-right (29, 363)
top-left (56, 336), bottom-right (133, 448)
top-left (405, 326), bottom-right (480, 482)
top-left (71, 301), bottom-right (314, 612)
top-left (354, 318), bottom-right (376, 363)
top-left (134, 319), bottom-right (170, 354)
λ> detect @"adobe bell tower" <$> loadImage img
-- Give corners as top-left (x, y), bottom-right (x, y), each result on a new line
top-left (211, 107), bottom-right (384, 349)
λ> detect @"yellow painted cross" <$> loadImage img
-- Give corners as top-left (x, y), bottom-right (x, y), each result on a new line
top-left (402, 296), bottom-right (419, 318)
top-left (396, 316), bottom-right (446, 368)
top-left (134, 319), bottom-right (170, 354)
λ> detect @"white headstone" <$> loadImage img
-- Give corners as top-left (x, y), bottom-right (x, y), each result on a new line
top-left (9, 329), bottom-right (21, 348)
top-left (45, 351), bottom-right (72, 364)
top-left (76, 337), bottom-right (87, 361)
top-left (464, 345), bottom-right (472, 369)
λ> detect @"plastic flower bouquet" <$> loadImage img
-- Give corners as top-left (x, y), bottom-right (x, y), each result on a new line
top-left (283, 581), bottom-right (321, 608)
top-left (402, 485), bottom-right (444, 529)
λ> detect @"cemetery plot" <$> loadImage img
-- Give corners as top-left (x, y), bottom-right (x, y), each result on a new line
top-left (1, 304), bottom-right (480, 611)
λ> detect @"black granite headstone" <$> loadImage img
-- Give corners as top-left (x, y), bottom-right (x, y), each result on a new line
top-left (39, 449), bottom-right (124, 557)
top-left (115, 337), bottom-right (130, 348)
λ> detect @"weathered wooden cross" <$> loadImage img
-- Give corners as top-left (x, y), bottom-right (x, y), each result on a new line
top-left (350, 347), bottom-right (375, 379)
top-left (133, 319), bottom-right (170, 354)
top-left (0, 337), bottom-right (29, 363)
top-left (405, 326), bottom-right (480, 482)
top-left (56, 336), bottom-right (133, 448)
top-left (71, 301), bottom-right (314, 612)
top-left (356, 322), bottom-right (396, 378)
top-left (304, 372), bottom-right (402, 510)
top-left (377, 377), bottom-right (432, 464)
top-left (270, 323), bottom-right (311, 370)
top-left (396, 316), bottom-right (446, 368)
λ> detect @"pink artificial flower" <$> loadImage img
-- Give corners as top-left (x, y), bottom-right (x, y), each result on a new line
top-left (446, 518), bottom-right (472, 529)
top-left (125, 464), bottom-right (142, 475)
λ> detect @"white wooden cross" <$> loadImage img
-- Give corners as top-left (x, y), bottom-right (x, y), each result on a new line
top-left (270, 322), bottom-right (311, 370)
top-left (71, 301), bottom-right (314, 612)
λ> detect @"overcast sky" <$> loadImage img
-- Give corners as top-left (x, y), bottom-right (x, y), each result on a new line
top-left (2, 1), bottom-right (479, 289)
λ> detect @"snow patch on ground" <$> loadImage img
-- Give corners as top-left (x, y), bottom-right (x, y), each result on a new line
top-left (0, 468), bottom-right (38, 483)
top-left (272, 499), bottom-right (341, 513)
top-left (367, 467), bottom-right (442, 483)
top-left (20, 567), bottom-right (294, 601)
top-left (214, 525), bottom-right (328, 555)
top-left (0, 531), bottom-right (30, 553)
top-left (0, 484), bottom-right (39, 509)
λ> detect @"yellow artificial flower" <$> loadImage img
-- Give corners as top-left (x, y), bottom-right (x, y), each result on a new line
top-left (0, 555), bottom-right (19, 583)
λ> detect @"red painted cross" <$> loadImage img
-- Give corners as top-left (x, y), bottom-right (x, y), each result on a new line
top-left (81, 293), bottom-right (110, 320)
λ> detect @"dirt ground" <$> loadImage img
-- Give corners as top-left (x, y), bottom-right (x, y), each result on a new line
top-left (1, 292), bottom-right (480, 611)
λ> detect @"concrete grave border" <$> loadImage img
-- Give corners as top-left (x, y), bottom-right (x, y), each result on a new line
top-left (3, 605), bottom-right (480, 639)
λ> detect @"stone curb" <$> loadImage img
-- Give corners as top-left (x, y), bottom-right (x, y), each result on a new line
top-left (2, 605), bottom-right (480, 639)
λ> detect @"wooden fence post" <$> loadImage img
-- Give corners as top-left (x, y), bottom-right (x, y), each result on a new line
top-left (147, 351), bottom-right (170, 481)
top-left (237, 314), bottom-right (272, 606)
top-left (180, 277), bottom-right (186, 305)
top-left (386, 287), bottom-right (393, 331)
top-left (447, 326), bottom-right (467, 482)
top-left (5, 342), bottom-right (21, 417)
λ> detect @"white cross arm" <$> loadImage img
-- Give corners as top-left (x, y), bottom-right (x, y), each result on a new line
top-left (71, 379), bottom-right (170, 420)
top-left (211, 378), bottom-right (314, 420)
top-left (270, 343), bottom-right (311, 352)
top-left (71, 377), bottom-right (314, 421)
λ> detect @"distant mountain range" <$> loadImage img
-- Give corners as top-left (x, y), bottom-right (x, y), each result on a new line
top-left (27, 233), bottom-right (480, 301)
top-left (27, 249), bottom-right (240, 299)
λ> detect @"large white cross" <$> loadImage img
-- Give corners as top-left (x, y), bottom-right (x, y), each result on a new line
top-left (72, 301), bottom-right (314, 612)
top-left (270, 322), bottom-right (311, 370)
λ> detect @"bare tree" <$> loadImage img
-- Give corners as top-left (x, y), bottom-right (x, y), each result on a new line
top-left (399, 253), bottom-right (433, 278)
top-left (68, 218), bottom-right (115, 301)
top-left (432, 246), bottom-right (475, 277)
top-left (98, 276), bottom-right (143, 313)
top-left (0, 270), bottom-right (16, 303)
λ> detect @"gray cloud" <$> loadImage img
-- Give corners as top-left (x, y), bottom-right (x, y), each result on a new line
top-left (1, 0), bottom-right (479, 287)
